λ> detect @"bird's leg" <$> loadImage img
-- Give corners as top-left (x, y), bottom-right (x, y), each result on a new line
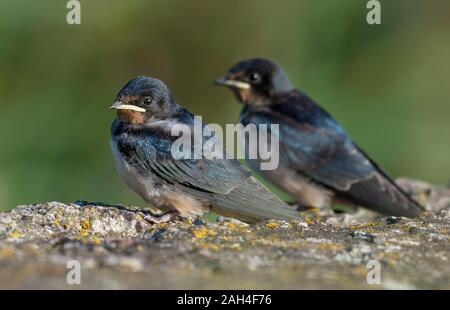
top-left (144, 210), bottom-right (179, 224)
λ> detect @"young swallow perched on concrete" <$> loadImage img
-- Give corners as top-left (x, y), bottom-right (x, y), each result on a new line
top-left (215, 58), bottom-right (424, 217)
top-left (109, 76), bottom-right (301, 223)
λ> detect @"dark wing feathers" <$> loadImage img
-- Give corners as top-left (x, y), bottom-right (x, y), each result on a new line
top-left (208, 176), bottom-right (301, 221)
top-left (345, 144), bottom-right (424, 216)
top-left (116, 125), bottom-right (301, 221)
top-left (246, 111), bottom-right (373, 191)
top-left (241, 91), bottom-right (424, 217)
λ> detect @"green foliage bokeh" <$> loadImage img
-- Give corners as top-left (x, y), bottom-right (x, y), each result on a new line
top-left (0, 0), bottom-right (449, 210)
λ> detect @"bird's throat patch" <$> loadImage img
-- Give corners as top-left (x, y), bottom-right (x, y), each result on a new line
top-left (233, 88), bottom-right (265, 106)
top-left (117, 110), bottom-right (146, 124)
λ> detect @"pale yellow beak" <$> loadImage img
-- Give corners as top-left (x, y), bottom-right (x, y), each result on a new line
top-left (214, 77), bottom-right (251, 90)
top-left (109, 101), bottom-right (146, 112)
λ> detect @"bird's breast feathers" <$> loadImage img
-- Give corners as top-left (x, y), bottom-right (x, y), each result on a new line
top-left (110, 137), bottom-right (161, 202)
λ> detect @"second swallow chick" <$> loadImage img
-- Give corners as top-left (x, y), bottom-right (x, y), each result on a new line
top-left (215, 58), bottom-right (424, 218)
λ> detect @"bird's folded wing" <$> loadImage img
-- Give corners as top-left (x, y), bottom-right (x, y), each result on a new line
top-left (121, 132), bottom-right (301, 221)
top-left (245, 110), bottom-right (423, 217)
top-left (247, 110), bottom-right (374, 191)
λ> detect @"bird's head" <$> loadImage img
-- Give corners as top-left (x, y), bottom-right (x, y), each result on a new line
top-left (214, 58), bottom-right (293, 106)
top-left (110, 76), bottom-right (176, 124)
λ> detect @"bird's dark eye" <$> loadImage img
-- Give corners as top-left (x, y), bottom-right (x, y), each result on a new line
top-left (248, 72), bottom-right (261, 83)
top-left (142, 97), bottom-right (153, 105)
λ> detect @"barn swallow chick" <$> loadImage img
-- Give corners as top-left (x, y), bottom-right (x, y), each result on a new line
top-left (109, 76), bottom-right (301, 223)
top-left (215, 58), bottom-right (424, 217)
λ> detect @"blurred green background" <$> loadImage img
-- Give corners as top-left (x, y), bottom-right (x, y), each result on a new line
top-left (0, 0), bottom-right (449, 211)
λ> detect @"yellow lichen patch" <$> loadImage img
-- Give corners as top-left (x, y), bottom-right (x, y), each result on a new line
top-left (53, 219), bottom-right (60, 227)
top-left (191, 226), bottom-right (217, 239)
top-left (222, 221), bottom-right (238, 230)
top-left (75, 219), bottom-right (91, 239)
top-left (221, 221), bottom-right (248, 231)
top-left (265, 221), bottom-right (279, 229)
top-left (348, 224), bottom-right (361, 229)
top-left (8, 230), bottom-right (21, 238)
top-left (81, 219), bottom-right (90, 230)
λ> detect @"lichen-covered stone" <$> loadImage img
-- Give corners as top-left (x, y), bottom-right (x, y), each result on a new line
top-left (0, 178), bottom-right (448, 289)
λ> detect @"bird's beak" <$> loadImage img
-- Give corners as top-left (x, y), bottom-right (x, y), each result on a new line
top-left (109, 101), bottom-right (146, 112)
top-left (214, 77), bottom-right (251, 90)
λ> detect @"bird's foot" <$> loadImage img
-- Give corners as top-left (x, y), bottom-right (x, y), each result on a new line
top-left (144, 211), bottom-right (179, 224)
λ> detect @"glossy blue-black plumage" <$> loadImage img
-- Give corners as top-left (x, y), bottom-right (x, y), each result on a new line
top-left (241, 91), bottom-right (375, 190)
top-left (219, 58), bottom-right (424, 217)
top-left (111, 76), bottom-right (301, 222)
